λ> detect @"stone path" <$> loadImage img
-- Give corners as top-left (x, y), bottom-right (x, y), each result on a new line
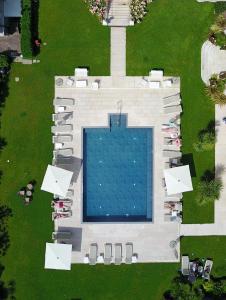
top-left (111, 27), bottom-right (126, 77)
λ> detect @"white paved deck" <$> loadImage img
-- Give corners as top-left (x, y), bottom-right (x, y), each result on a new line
top-left (111, 27), bottom-right (126, 77)
top-left (54, 74), bottom-right (181, 263)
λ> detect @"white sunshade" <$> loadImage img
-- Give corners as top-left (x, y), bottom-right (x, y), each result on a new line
top-left (41, 165), bottom-right (73, 197)
top-left (164, 165), bottom-right (193, 195)
top-left (45, 243), bottom-right (72, 270)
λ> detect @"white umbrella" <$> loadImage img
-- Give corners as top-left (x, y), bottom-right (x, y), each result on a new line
top-left (164, 165), bottom-right (193, 195)
top-left (44, 243), bottom-right (72, 270)
top-left (41, 165), bottom-right (73, 197)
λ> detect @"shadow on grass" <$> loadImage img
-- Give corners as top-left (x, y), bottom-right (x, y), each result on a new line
top-left (0, 265), bottom-right (16, 300)
top-left (181, 153), bottom-right (196, 177)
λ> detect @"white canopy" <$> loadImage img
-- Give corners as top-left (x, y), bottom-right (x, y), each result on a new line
top-left (164, 165), bottom-right (193, 195)
top-left (41, 165), bottom-right (73, 197)
top-left (45, 243), bottom-right (72, 270)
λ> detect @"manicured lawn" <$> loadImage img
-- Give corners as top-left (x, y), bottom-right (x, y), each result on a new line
top-left (127, 0), bottom-right (215, 223)
top-left (181, 236), bottom-right (226, 277)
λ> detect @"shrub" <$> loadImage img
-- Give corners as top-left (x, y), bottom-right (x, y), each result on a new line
top-left (196, 178), bottom-right (223, 206)
top-left (215, 2), bottom-right (226, 15)
top-left (193, 131), bottom-right (215, 152)
top-left (209, 13), bottom-right (226, 49)
top-left (130, 0), bottom-right (148, 23)
top-left (85, 0), bottom-right (106, 20)
top-left (20, 0), bottom-right (32, 58)
top-left (215, 31), bottom-right (226, 48)
top-left (0, 55), bottom-right (9, 69)
top-left (205, 74), bottom-right (226, 105)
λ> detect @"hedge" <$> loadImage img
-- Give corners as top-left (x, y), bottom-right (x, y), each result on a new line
top-left (20, 0), bottom-right (33, 59)
top-left (215, 2), bottom-right (226, 14)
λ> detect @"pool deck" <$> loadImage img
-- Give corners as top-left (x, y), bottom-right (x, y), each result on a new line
top-left (54, 74), bottom-right (181, 263)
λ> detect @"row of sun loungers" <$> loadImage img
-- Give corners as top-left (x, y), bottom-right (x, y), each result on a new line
top-left (85, 243), bottom-right (137, 265)
top-left (181, 256), bottom-right (213, 281)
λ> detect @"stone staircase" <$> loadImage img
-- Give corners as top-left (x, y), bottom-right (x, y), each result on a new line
top-left (105, 0), bottom-right (132, 27)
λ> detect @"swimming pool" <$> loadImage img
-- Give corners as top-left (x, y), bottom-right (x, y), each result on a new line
top-left (83, 114), bottom-right (153, 222)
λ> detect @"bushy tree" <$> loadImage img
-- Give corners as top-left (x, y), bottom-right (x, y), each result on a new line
top-left (193, 131), bottom-right (215, 152)
top-left (0, 55), bottom-right (9, 69)
top-left (205, 74), bottom-right (226, 105)
top-left (196, 178), bottom-right (223, 206)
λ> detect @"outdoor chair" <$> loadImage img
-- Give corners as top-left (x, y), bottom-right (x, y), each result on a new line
top-left (52, 231), bottom-right (72, 241)
top-left (149, 69), bottom-right (163, 80)
top-left (149, 81), bottom-right (160, 89)
top-left (181, 256), bottom-right (190, 276)
top-left (115, 243), bottom-right (122, 265)
top-left (75, 80), bottom-right (87, 88)
top-left (52, 112), bottom-right (73, 123)
top-left (91, 81), bottom-right (99, 90)
top-left (125, 243), bottom-right (133, 264)
top-left (52, 211), bottom-right (72, 221)
top-left (202, 260), bottom-right (213, 280)
top-left (163, 150), bottom-right (182, 158)
top-left (53, 148), bottom-right (73, 157)
top-left (52, 135), bottom-right (73, 143)
top-left (89, 243), bottom-right (98, 266)
top-left (51, 125), bottom-right (73, 134)
top-left (66, 189), bottom-right (74, 198)
top-left (162, 79), bottom-right (173, 88)
top-left (163, 94), bottom-right (181, 106)
top-left (66, 77), bottom-right (74, 86)
top-left (163, 105), bottom-right (182, 114)
top-left (104, 243), bottom-right (112, 265)
top-left (53, 98), bottom-right (75, 106)
top-left (75, 68), bottom-right (88, 77)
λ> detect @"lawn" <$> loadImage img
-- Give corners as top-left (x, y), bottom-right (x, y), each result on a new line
top-left (0, 0), bottom-right (222, 299)
top-left (127, 0), bottom-right (215, 223)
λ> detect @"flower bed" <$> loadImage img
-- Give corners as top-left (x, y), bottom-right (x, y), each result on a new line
top-left (130, 0), bottom-right (148, 23)
top-left (208, 13), bottom-right (226, 50)
top-left (85, 0), bottom-right (106, 20)
top-left (205, 74), bottom-right (226, 105)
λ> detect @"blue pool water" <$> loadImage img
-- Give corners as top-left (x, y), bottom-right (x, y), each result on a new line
top-left (83, 114), bottom-right (153, 222)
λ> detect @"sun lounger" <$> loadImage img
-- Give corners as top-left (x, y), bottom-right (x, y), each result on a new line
top-left (163, 150), bottom-right (182, 158)
top-left (52, 211), bottom-right (72, 220)
top-left (75, 68), bottom-right (88, 77)
top-left (51, 125), bottom-right (73, 134)
top-left (76, 80), bottom-right (87, 88)
top-left (91, 81), bottom-right (99, 90)
top-left (181, 256), bottom-right (190, 276)
top-left (53, 148), bottom-right (73, 157)
top-left (125, 243), bottom-right (133, 264)
top-left (52, 135), bottom-right (73, 143)
top-left (115, 243), bottom-right (122, 265)
top-left (54, 142), bottom-right (63, 150)
top-left (164, 213), bottom-right (182, 223)
top-left (52, 231), bottom-right (72, 241)
top-left (162, 79), bottom-right (173, 88)
top-left (104, 243), bottom-right (112, 265)
top-left (202, 259), bottom-right (213, 280)
top-left (149, 81), bottom-right (160, 89)
top-left (66, 77), bottom-right (74, 86)
top-left (89, 243), bottom-right (98, 265)
top-left (163, 105), bottom-right (182, 114)
top-left (53, 98), bottom-right (75, 106)
top-left (149, 70), bottom-right (163, 80)
top-left (163, 94), bottom-right (181, 106)
top-left (52, 112), bottom-right (73, 123)
top-left (66, 189), bottom-right (74, 198)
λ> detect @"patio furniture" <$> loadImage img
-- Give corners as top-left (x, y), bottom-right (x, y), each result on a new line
top-left (53, 98), bottom-right (75, 106)
top-left (24, 197), bottom-right (31, 205)
top-left (163, 150), bottom-right (182, 158)
top-left (27, 183), bottom-right (34, 190)
top-left (139, 78), bottom-right (148, 87)
top-left (83, 255), bottom-right (89, 264)
top-left (164, 213), bottom-right (182, 223)
top-left (26, 190), bottom-right (32, 197)
top-left (75, 80), bottom-right (87, 88)
top-left (56, 106), bottom-right (66, 113)
top-left (51, 125), bottom-right (73, 134)
top-left (104, 243), bottom-right (112, 265)
top-left (163, 94), bottom-right (181, 106)
top-left (162, 79), bottom-right (173, 88)
top-left (54, 142), bottom-right (64, 150)
top-left (132, 255), bottom-right (137, 263)
top-left (164, 137), bottom-right (181, 147)
top-left (202, 259), bottom-right (213, 280)
top-left (115, 243), bottom-right (122, 265)
top-left (125, 243), bottom-right (133, 264)
top-left (18, 190), bottom-right (25, 196)
top-left (52, 135), bottom-right (73, 143)
top-left (149, 81), bottom-right (160, 89)
top-left (52, 231), bottom-right (72, 241)
top-left (181, 256), bottom-right (190, 276)
top-left (51, 200), bottom-right (72, 210)
top-left (52, 211), bottom-right (72, 220)
top-left (75, 68), bottom-right (88, 77)
top-left (53, 198), bottom-right (73, 205)
top-left (66, 77), bottom-right (74, 86)
top-left (149, 69), bottom-right (163, 80)
top-left (97, 255), bottom-right (104, 263)
top-left (53, 148), bottom-right (73, 157)
top-left (45, 243), bottom-right (72, 270)
top-left (91, 81), bottom-right (99, 90)
top-left (89, 243), bottom-right (98, 265)
top-left (52, 112), bottom-right (73, 123)
top-left (66, 189), bottom-right (74, 198)
top-left (55, 78), bottom-right (63, 87)
top-left (163, 105), bottom-right (182, 114)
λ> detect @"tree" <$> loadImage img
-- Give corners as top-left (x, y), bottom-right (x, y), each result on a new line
top-left (193, 131), bottom-right (215, 152)
top-left (205, 74), bottom-right (226, 105)
top-left (0, 55), bottom-right (9, 69)
top-left (196, 178), bottom-right (223, 206)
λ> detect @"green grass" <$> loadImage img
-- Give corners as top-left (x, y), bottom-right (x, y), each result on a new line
top-left (0, 0), bottom-right (222, 299)
top-left (127, 0), bottom-right (215, 223)
top-left (181, 236), bottom-right (226, 277)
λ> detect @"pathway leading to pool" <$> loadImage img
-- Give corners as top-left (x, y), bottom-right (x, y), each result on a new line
top-left (111, 27), bottom-right (126, 77)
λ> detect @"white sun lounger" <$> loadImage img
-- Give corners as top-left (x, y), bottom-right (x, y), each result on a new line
top-left (76, 80), bottom-right (87, 88)
top-left (53, 148), bottom-right (73, 157)
top-left (125, 243), bottom-right (133, 264)
top-left (52, 112), bottom-right (73, 122)
top-left (149, 70), bottom-right (163, 80)
top-left (75, 68), bottom-right (88, 77)
top-left (52, 135), bottom-right (73, 143)
top-left (104, 243), bottom-right (112, 265)
top-left (181, 256), bottom-right (190, 276)
top-left (163, 105), bottom-right (182, 114)
top-left (53, 98), bottom-right (75, 106)
top-left (51, 125), bottom-right (73, 134)
top-left (202, 259), bottom-right (213, 280)
top-left (66, 189), bottom-right (74, 198)
top-left (162, 79), bottom-right (173, 87)
top-left (115, 243), bottom-right (122, 265)
top-left (163, 150), bottom-right (182, 158)
top-left (163, 94), bottom-right (181, 106)
top-left (149, 81), bottom-right (160, 89)
top-left (89, 243), bottom-right (98, 265)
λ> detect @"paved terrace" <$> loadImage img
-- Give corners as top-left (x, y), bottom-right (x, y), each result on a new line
top-left (54, 75), bottom-right (181, 263)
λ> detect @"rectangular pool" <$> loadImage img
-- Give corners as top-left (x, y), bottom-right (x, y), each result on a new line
top-left (83, 114), bottom-right (153, 222)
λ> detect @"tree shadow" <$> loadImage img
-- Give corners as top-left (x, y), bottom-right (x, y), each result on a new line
top-left (201, 169), bottom-right (215, 182)
top-left (31, 0), bottom-right (40, 56)
top-left (181, 153), bottom-right (196, 177)
top-left (0, 265), bottom-right (16, 299)
top-left (0, 137), bottom-right (7, 151)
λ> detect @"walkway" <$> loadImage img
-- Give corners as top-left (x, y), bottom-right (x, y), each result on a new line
top-left (111, 27), bottom-right (126, 77)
